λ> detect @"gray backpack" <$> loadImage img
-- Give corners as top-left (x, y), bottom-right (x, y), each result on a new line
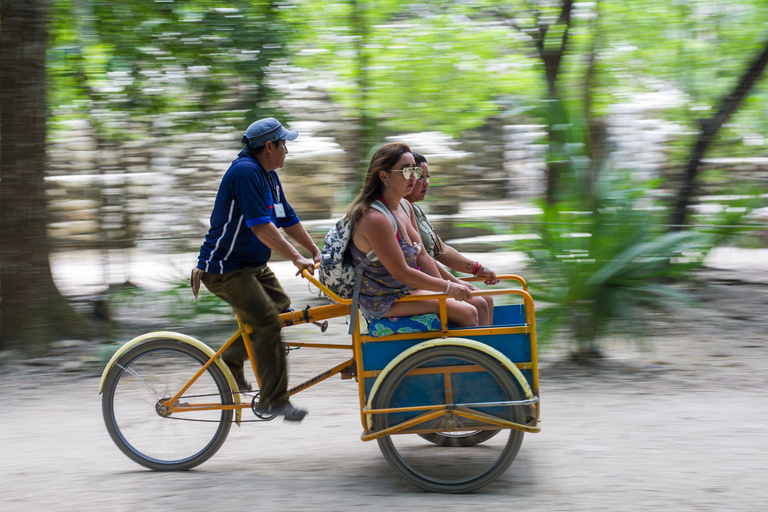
top-left (318, 199), bottom-right (397, 301)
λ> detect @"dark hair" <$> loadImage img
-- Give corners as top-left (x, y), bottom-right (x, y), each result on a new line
top-left (347, 142), bottom-right (412, 226)
top-left (247, 138), bottom-right (284, 156)
top-left (412, 152), bottom-right (428, 165)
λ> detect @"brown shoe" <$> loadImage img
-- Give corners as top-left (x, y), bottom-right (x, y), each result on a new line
top-left (255, 402), bottom-right (308, 422)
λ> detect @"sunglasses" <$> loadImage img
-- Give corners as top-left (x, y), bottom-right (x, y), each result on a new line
top-left (387, 166), bottom-right (423, 180)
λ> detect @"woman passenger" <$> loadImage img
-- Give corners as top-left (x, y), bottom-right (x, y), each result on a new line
top-left (348, 142), bottom-right (479, 327)
top-left (405, 152), bottom-right (498, 324)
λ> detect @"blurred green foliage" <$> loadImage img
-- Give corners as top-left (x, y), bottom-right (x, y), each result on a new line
top-left (37, 0), bottom-right (768, 355)
top-left (521, 176), bottom-right (713, 359)
top-left (511, 96), bottom-right (766, 359)
top-left (45, 0), bottom-right (768, 155)
top-left (109, 276), bottom-right (234, 324)
top-left (522, 178), bottom-right (764, 359)
top-left (49, 0), bottom-right (290, 134)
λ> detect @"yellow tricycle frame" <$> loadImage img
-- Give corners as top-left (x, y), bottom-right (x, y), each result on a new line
top-left (100, 272), bottom-right (540, 438)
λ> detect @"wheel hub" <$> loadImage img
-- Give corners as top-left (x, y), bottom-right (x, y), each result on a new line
top-left (156, 399), bottom-right (173, 418)
top-left (439, 413), bottom-right (459, 430)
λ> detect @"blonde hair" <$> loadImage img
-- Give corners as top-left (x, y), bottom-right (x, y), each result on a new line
top-left (347, 142), bottom-right (412, 226)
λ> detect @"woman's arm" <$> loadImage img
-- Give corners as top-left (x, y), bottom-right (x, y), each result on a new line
top-left (434, 234), bottom-right (499, 285)
top-left (355, 211), bottom-right (470, 298)
top-left (416, 247), bottom-right (442, 278)
top-left (432, 234), bottom-right (474, 274)
top-left (434, 261), bottom-right (465, 283)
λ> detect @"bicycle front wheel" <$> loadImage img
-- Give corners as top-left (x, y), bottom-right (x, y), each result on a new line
top-left (102, 339), bottom-right (234, 471)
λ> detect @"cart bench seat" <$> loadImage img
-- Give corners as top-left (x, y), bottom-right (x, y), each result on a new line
top-left (368, 313), bottom-right (441, 337)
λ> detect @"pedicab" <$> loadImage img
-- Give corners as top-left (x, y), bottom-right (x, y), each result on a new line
top-left (99, 268), bottom-right (540, 493)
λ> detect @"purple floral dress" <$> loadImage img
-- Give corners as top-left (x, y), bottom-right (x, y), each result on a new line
top-left (350, 235), bottom-right (420, 321)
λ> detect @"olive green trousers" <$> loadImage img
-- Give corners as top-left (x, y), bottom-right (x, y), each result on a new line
top-left (202, 265), bottom-right (291, 407)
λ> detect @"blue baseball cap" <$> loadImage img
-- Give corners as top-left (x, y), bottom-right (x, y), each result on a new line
top-left (239, 117), bottom-right (298, 155)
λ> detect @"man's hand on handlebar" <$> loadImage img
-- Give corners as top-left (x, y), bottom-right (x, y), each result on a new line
top-left (293, 255), bottom-right (316, 276)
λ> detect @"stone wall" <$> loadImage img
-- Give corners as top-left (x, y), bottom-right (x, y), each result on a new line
top-left (45, 77), bottom-right (768, 253)
top-left (46, 74), bottom-right (528, 252)
top-left (46, 115), bottom-right (360, 252)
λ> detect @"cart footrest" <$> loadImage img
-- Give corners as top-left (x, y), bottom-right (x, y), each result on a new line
top-left (368, 314), bottom-right (441, 338)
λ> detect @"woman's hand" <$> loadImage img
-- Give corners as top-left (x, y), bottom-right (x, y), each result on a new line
top-left (476, 265), bottom-right (499, 285)
top-left (446, 280), bottom-right (473, 302)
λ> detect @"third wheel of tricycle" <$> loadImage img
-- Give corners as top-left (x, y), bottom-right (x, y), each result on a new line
top-left (418, 429), bottom-right (500, 447)
top-left (372, 345), bottom-right (526, 493)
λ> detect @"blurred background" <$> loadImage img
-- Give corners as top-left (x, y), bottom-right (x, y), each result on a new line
top-left (1, 0), bottom-right (767, 359)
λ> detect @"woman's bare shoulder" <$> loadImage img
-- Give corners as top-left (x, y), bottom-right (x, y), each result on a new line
top-left (358, 207), bottom-right (394, 230)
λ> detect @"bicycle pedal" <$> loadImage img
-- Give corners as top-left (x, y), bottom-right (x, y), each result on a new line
top-left (250, 394), bottom-right (278, 421)
top-left (340, 362), bottom-right (357, 380)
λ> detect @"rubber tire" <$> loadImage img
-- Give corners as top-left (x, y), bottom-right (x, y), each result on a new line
top-left (418, 429), bottom-right (500, 447)
top-left (102, 339), bottom-right (233, 471)
top-left (373, 345), bottom-right (525, 493)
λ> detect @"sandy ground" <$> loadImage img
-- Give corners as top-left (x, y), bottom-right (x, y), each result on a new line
top-left (1, 250), bottom-right (767, 511)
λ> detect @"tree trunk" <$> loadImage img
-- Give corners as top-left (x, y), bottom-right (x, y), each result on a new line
top-left (583, 0), bottom-right (607, 205)
top-left (534, 0), bottom-right (574, 99)
top-left (498, 0), bottom-right (574, 204)
top-left (670, 36), bottom-right (768, 229)
top-left (535, 0), bottom-right (574, 205)
top-left (0, 0), bottom-right (95, 353)
top-left (349, 0), bottom-right (378, 184)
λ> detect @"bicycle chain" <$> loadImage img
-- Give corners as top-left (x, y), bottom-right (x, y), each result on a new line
top-left (157, 391), bottom-right (275, 423)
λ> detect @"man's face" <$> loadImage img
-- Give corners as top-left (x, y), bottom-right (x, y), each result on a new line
top-left (266, 139), bottom-right (288, 170)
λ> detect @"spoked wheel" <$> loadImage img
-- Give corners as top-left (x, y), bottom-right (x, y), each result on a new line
top-left (102, 339), bottom-right (234, 471)
top-left (372, 345), bottom-right (525, 493)
top-left (418, 429), bottom-right (500, 447)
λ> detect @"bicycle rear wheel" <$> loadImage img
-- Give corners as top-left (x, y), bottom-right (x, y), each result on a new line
top-left (372, 345), bottom-right (525, 493)
top-left (102, 339), bottom-right (233, 471)
top-left (418, 429), bottom-right (500, 447)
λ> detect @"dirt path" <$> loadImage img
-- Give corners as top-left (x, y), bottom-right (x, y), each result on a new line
top-left (1, 261), bottom-right (767, 511)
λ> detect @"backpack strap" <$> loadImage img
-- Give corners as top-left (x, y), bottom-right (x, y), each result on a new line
top-left (399, 198), bottom-right (412, 219)
top-left (371, 199), bottom-right (398, 233)
top-left (348, 200), bottom-right (398, 335)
